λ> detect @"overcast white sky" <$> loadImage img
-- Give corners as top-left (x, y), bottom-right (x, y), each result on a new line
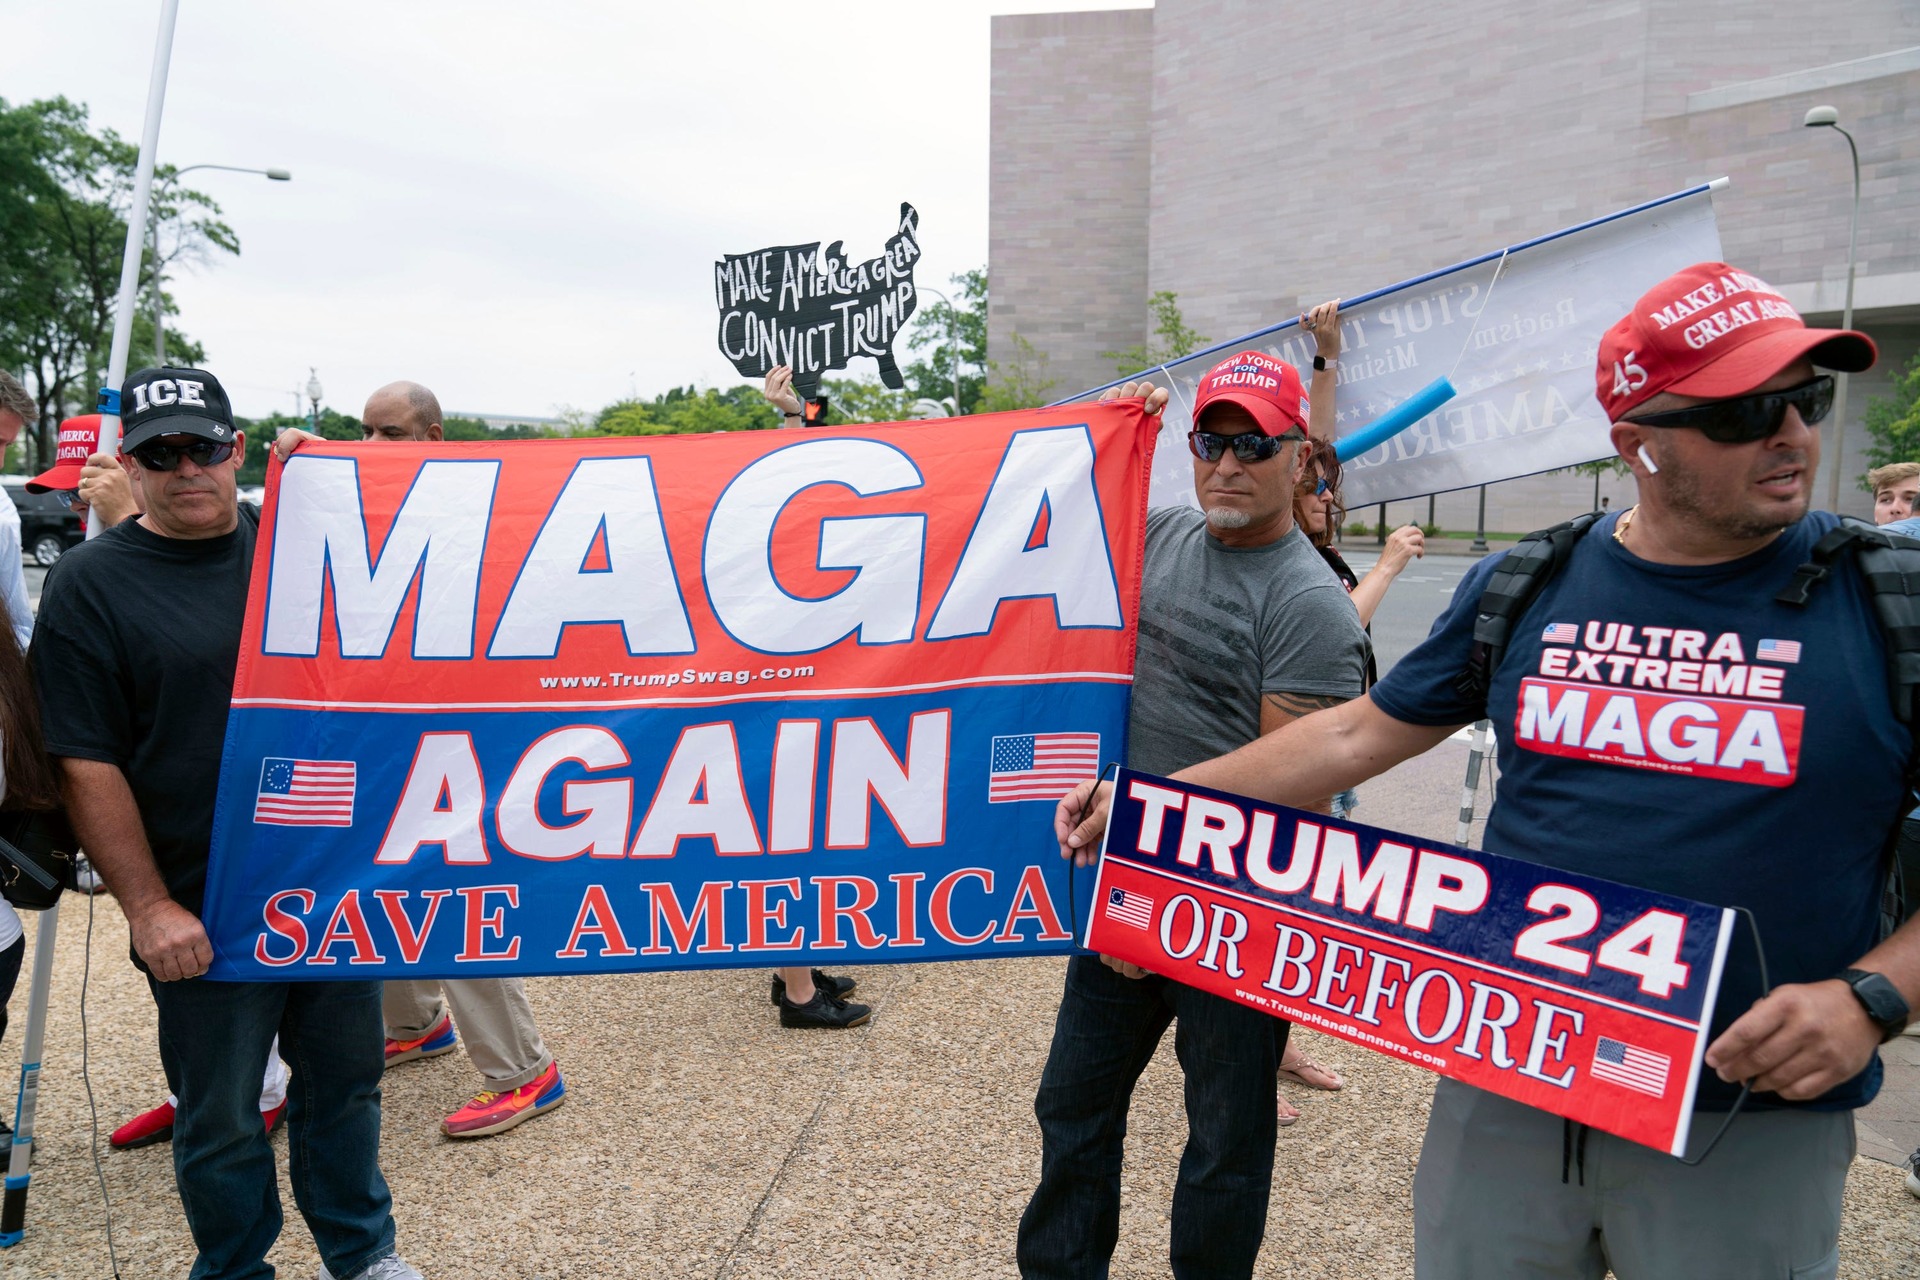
top-left (4, 1), bottom-right (1148, 422)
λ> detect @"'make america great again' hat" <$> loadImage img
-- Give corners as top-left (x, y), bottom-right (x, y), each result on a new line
top-left (1596, 262), bottom-right (1876, 421)
top-left (118, 366), bottom-right (238, 452)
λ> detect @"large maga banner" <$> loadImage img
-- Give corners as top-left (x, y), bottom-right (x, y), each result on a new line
top-left (1070, 184), bottom-right (1725, 508)
top-left (1086, 769), bottom-right (1735, 1155)
top-left (200, 404), bottom-right (1157, 980)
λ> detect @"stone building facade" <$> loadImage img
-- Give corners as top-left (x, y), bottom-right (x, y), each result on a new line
top-left (989, 3), bottom-right (1920, 527)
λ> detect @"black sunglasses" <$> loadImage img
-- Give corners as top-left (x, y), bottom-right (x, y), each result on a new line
top-left (52, 489), bottom-right (81, 509)
top-left (1627, 376), bottom-right (1833, 444)
top-left (1187, 429), bottom-right (1298, 464)
top-left (131, 439), bottom-right (234, 472)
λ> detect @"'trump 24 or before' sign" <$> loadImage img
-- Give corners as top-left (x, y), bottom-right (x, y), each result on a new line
top-left (201, 404), bottom-right (1157, 980)
top-left (1085, 769), bottom-right (1736, 1154)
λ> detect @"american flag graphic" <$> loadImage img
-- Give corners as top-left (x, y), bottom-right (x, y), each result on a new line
top-left (1540, 622), bottom-right (1579, 644)
top-left (987, 732), bottom-right (1100, 803)
top-left (1590, 1036), bottom-right (1670, 1096)
top-left (1104, 886), bottom-right (1154, 929)
top-left (1756, 638), bottom-right (1801, 663)
top-left (254, 758), bottom-right (356, 827)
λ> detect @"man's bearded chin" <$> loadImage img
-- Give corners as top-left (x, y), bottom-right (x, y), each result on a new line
top-left (1205, 507), bottom-right (1251, 530)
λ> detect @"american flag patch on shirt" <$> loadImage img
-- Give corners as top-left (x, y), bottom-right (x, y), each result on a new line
top-left (1541, 623), bottom-right (1579, 644)
top-left (254, 758), bottom-right (356, 827)
top-left (1756, 638), bottom-right (1801, 663)
top-left (1590, 1036), bottom-right (1669, 1096)
top-left (1104, 886), bottom-right (1154, 929)
top-left (987, 732), bottom-right (1100, 803)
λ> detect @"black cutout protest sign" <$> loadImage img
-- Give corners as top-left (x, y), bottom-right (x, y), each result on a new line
top-left (714, 202), bottom-right (921, 397)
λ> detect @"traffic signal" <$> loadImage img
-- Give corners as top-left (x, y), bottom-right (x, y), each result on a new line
top-left (803, 396), bottom-right (830, 426)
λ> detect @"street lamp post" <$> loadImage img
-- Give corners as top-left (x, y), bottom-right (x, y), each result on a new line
top-left (1804, 105), bottom-right (1861, 514)
top-left (150, 163), bottom-right (291, 364)
top-left (915, 284), bottom-right (964, 416)
top-left (306, 368), bottom-right (323, 434)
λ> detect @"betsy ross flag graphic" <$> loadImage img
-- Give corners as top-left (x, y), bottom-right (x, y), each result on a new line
top-left (988, 732), bottom-right (1101, 803)
top-left (1756, 638), bottom-right (1801, 663)
top-left (1590, 1036), bottom-right (1670, 1096)
top-left (1541, 622), bottom-right (1579, 644)
top-left (254, 758), bottom-right (356, 827)
top-left (1104, 886), bottom-right (1154, 929)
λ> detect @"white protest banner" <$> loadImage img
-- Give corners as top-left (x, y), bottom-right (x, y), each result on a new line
top-left (1062, 183), bottom-right (1726, 508)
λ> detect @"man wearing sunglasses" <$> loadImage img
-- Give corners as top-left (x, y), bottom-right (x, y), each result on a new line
top-left (30, 367), bottom-right (422, 1280)
top-left (1020, 350), bottom-right (1368, 1280)
top-left (1056, 262), bottom-right (1908, 1278)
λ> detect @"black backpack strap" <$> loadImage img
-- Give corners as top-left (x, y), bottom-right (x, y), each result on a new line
top-left (1454, 511), bottom-right (1604, 705)
top-left (1777, 516), bottom-right (1920, 740)
top-left (1778, 515), bottom-right (1920, 938)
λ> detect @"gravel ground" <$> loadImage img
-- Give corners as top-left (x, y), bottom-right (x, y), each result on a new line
top-left (5, 747), bottom-right (1917, 1277)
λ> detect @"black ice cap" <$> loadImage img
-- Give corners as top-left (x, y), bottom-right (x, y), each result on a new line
top-left (119, 366), bottom-right (238, 452)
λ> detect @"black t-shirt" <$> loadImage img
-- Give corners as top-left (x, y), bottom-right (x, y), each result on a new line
top-left (30, 508), bottom-right (258, 919)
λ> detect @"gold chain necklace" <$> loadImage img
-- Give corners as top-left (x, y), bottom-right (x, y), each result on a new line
top-left (1612, 505), bottom-right (1637, 546)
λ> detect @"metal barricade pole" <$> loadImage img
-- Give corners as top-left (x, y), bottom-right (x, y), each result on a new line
top-left (0, 900), bottom-right (61, 1246)
top-left (1454, 719), bottom-right (1493, 848)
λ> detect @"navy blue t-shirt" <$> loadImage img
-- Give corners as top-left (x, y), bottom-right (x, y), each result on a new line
top-left (1372, 510), bottom-right (1908, 1111)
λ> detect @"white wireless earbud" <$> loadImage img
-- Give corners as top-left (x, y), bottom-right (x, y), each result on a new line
top-left (1637, 444), bottom-right (1659, 475)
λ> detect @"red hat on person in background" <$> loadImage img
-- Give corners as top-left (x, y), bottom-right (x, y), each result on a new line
top-left (1191, 350), bottom-right (1310, 438)
top-left (26, 414), bottom-right (100, 493)
top-left (1596, 261), bottom-right (1877, 422)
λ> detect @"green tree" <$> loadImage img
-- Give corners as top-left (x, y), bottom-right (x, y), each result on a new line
top-left (0, 97), bottom-right (236, 465)
top-left (818, 376), bottom-right (910, 425)
top-left (578, 385), bottom-right (773, 437)
top-left (1103, 291), bottom-right (1209, 376)
top-left (1864, 353), bottom-right (1920, 484)
top-left (233, 409), bottom-right (361, 485)
top-left (977, 331), bottom-right (1059, 413)
top-left (904, 267), bottom-right (987, 414)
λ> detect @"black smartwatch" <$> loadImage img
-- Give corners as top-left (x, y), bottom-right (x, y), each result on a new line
top-left (1837, 969), bottom-right (1910, 1042)
top-left (1312, 354), bottom-right (1329, 372)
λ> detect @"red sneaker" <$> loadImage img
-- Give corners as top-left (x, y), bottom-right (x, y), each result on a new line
top-left (110, 1100), bottom-right (175, 1149)
top-left (440, 1061), bottom-right (565, 1139)
top-left (385, 1012), bottom-right (458, 1069)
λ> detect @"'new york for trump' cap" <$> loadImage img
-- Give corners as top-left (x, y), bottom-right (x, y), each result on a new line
top-left (1597, 262), bottom-right (1876, 421)
top-left (1192, 350), bottom-right (1310, 438)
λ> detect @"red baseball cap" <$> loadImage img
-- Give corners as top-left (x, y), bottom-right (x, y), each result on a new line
top-left (1597, 262), bottom-right (1876, 421)
top-left (26, 414), bottom-right (101, 493)
top-left (1192, 350), bottom-right (1309, 437)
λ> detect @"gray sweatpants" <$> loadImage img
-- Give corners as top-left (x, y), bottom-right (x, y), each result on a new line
top-left (383, 978), bottom-right (552, 1092)
top-left (1413, 1079), bottom-right (1852, 1280)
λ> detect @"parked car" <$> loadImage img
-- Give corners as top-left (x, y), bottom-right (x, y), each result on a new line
top-left (0, 475), bottom-right (84, 566)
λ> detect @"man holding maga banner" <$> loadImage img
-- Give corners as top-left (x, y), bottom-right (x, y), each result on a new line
top-left (1058, 262), bottom-right (1912, 1279)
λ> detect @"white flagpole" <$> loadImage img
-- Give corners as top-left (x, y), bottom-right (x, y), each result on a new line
top-left (88, 0), bottom-right (182, 537)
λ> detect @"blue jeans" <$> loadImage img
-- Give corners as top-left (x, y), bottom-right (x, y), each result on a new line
top-left (148, 975), bottom-right (395, 1280)
top-left (1017, 954), bottom-right (1278, 1280)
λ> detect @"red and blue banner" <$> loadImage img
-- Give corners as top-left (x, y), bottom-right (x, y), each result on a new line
top-left (1085, 768), bottom-right (1736, 1155)
top-left (201, 404), bottom-right (1157, 980)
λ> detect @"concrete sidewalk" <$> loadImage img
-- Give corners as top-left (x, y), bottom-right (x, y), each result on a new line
top-left (4, 739), bottom-right (1916, 1277)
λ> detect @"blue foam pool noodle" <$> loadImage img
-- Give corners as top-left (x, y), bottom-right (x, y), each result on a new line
top-left (1334, 376), bottom-right (1458, 462)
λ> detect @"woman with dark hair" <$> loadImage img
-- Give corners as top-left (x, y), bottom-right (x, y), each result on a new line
top-left (0, 592), bottom-right (61, 1157)
top-left (1292, 436), bottom-right (1426, 645)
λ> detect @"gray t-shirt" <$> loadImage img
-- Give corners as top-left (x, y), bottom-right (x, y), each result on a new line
top-left (1127, 506), bottom-right (1368, 776)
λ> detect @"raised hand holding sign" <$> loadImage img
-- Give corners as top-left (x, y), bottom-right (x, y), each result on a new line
top-left (715, 203), bottom-right (921, 399)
